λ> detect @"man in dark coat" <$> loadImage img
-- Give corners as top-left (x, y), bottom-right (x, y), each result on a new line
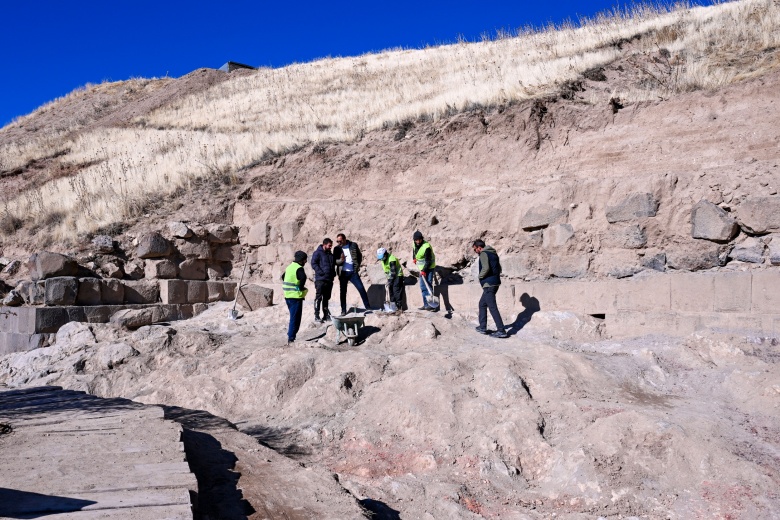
top-left (310, 238), bottom-right (335, 322)
top-left (333, 233), bottom-right (371, 314)
top-left (472, 239), bottom-right (508, 338)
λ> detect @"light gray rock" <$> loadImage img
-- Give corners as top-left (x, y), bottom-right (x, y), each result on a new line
top-left (76, 278), bottom-right (102, 305)
top-left (123, 280), bottom-right (160, 304)
top-left (604, 224), bottom-right (647, 249)
top-left (54, 322), bottom-right (95, 347)
top-left (543, 224), bottom-right (575, 248)
top-left (110, 309), bottom-right (155, 329)
top-left (179, 259), bottom-right (207, 280)
top-left (92, 235), bottom-right (114, 253)
top-left (594, 251), bottom-right (641, 278)
top-left (175, 236), bottom-right (212, 260)
top-left (1, 260), bottom-right (22, 277)
top-left (769, 241), bottom-right (780, 266)
top-left (16, 280), bottom-right (45, 305)
top-left (206, 223), bottom-right (237, 243)
top-left (207, 263), bottom-right (225, 279)
top-left (136, 232), bottom-right (172, 259)
top-left (730, 237), bottom-right (765, 263)
top-left (27, 252), bottom-right (79, 281)
top-left (44, 276), bottom-right (79, 306)
top-left (736, 196), bottom-right (780, 234)
top-left (691, 200), bottom-right (738, 242)
top-left (100, 279), bottom-right (124, 305)
top-left (124, 261), bottom-right (144, 280)
top-left (102, 262), bottom-right (123, 279)
top-left (641, 252), bottom-right (666, 272)
top-left (236, 284), bottom-right (274, 311)
top-left (168, 221), bottom-right (193, 238)
top-left (2, 290), bottom-right (23, 306)
top-left (666, 243), bottom-right (723, 271)
top-left (247, 222), bottom-right (270, 246)
top-left (501, 254), bottom-right (533, 279)
top-left (144, 259), bottom-right (178, 279)
top-left (549, 255), bottom-right (589, 278)
top-left (367, 264), bottom-right (388, 285)
top-left (95, 342), bottom-right (139, 369)
top-left (280, 221), bottom-right (301, 242)
top-left (520, 205), bottom-right (567, 230)
top-left (605, 192), bottom-right (658, 223)
top-left (0, 257), bottom-right (10, 268)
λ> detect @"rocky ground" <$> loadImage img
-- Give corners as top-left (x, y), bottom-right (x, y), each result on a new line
top-left (1, 301), bottom-right (778, 519)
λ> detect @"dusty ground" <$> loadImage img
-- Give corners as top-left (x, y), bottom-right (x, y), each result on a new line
top-left (1, 301), bottom-right (778, 519)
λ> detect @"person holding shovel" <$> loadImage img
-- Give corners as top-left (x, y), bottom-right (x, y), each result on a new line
top-left (472, 239), bottom-right (508, 338)
top-left (412, 231), bottom-right (437, 311)
top-left (377, 247), bottom-right (404, 312)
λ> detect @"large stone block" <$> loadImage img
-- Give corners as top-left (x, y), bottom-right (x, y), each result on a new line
top-left (549, 255), bottom-right (589, 278)
top-left (671, 273), bottom-right (714, 312)
top-left (603, 224), bottom-right (647, 249)
top-left (110, 308), bottom-right (154, 329)
top-left (367, 264), bottom-right (387, 285)
top-left (27, 252), bottom-right (79, 281)
top-left (160, 279), bottom-right (188, 304)
top-left (691, 200), bottom-right (738, 242)
top-left (666, 242), bottom-right (723, 271)
top-left (123, 280), bottom-right (160, 304)
top-left (730, 237), bottom-right (765, 264)
top-left (175, 236), bottom-right (211, 260)
top-left (520, 205), bottom-right (567, 231)
top-left (737, 196), bottom-right (780, 234)
top-left (179, 259), bottom-right (207, 280)
top-left (236, 284), bottom-right (274, 311)
top-left (247, 222), bottom-right (270, 246)
top-left (145, 259), bottom-right (178, 279)
top-left (713, 272), bottom-right (752, 312)
top-left (501, 253), bottom-right (533, 279)
top-left (206, 281), bottom-right (225, 302)
top-left (76, 278), bottom-right (102, 305)
top-left (100, 279), bottom-right (125, 305)
top-left (44, 277), bottom-right (79, 306)
top-left (615, 276), bottom-right (671, 312)
top-left (187, 281), bottom-right (208, 304)
top-left (752, 270), bottom-right (780, 313)
top-left (35, 307), bottom-right (70, 333)
top-left (213, 244), bottom-right (241, 262)
top-left (593, 250), bottom-right (642, 279)
top-left (92, 235), bottom-right (115, 253)
top-left (168, 221), bottom-right (192, 238)
top-left (223, 282), bottom-right (237, 301)
top-left (136, 232), bottom-right (173, 259)
top-left (16, 280), bottom-right (45, 305)
top-left (542, 224), bottom-right (574, 248)
top-left (280, 221), bottom-right (301, 242)
top-left (770, 238), bottom-right (780, 266)
top-left (206, 223), bottom-right (237, 243)
top-left (605, 192), bottom-right (658, 223)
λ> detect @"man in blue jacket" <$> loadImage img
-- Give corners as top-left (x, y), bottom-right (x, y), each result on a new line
top-left (310, 238), bottom-right (335, 323)
top-left (472, 239), bottom-right (508, 338)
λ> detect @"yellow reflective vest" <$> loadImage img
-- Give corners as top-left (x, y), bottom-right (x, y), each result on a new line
top-left (381, 254), bottom-right (402, 279)
top-left (413, 242), bottom-right (436, 270)
top-left (283, 262), bottom-right (306, 299)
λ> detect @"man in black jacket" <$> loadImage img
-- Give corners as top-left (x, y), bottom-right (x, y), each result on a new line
top-left (310, 238), bottom-right (335, 322)
top-left (333, 233), bottom-right (371, 314)
top-left (472, 239), bottom-right (508, 338)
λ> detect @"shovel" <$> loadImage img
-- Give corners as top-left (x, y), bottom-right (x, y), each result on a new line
top-left (382, 284), bottom-right (398, 312)
top-left (420, 272), bottom-right (440, 309)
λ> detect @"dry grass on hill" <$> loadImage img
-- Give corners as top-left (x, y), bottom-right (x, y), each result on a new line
top-left (0, 0), bottom-right (778, 242)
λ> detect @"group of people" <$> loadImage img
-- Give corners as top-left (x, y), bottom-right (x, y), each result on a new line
top-left (282, 231), bottom-right (509, 343)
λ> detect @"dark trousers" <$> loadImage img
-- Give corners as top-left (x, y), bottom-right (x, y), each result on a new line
top-left (339, 270), bottom-right (371, 312)
top-left (388, 276), bottom-right (404, 308)
top-left (479, 285), bottom-right (506, 332)
top-left (314, 279), bottom-right (333, 318)
top-left (286, 298), bottom-right (303, 341)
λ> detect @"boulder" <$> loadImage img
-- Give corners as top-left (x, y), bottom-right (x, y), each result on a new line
top-left (730, 237), bottom-right (765, 263)
top-left (206, 223), bottom-right (237, 243)
top-left (175, 236), bottom-right (212, 260)
top-left (542, 224), bottom-right (574, 248)
top-left (16, 280), bottom-right (45, 305)
top-left (110, 309), bottom-right (154, 330)
top-left (280, 221), bottom-right (301, 242)
top-left (92, 235), bottom-right (114, 253)
top-left (168, 221), bottom-right (193, 239)
top-left (666, 242), bottom-right (724, 271)
top-left (100, 279), bottom-right (125, 305)
top-left (641, 251), bottom-right (666, 272)
top-left (604, 224), bottom-right (647, 249)
top-left (144, 259), bottom-right (178, 279)
top-left (44, 277), bottom-right (79, 306)
top-left (593, 250), bottom-right (641, 278)
top-left (136, 232), bottom-right (172, 259)
top-left (691, 200), bottom-right (738, 242)
top-left (179, 259), bottom-right (207, 280)
top-left (501, 254), bottom-right (533, 279)
top-left (94, 342), bottom-right (139, 368)
top-left (1, 260), bottom-right (22, 277)
top-left (736, 196), bottom-right (780, 234)
top-left (520, 205), bottom-right (567, 231)
top-left (2, 290), bottom-right (23, 306)
top-left (123, 280), bottom-right (160, 304)
top-left (549, 255), bottom-right (589, 278)
top-left (207, 263), bottom-right (225, 279)
top-left (124, 261), bottom-right (144, 280)
top-left (247, 222), bottom-right (270, 246)
top-left (102, 262), bottom-right (124, 279)
top-left (27, 252), bottom-right (79, 281)
top-left (605, 192), bottom-right (658, 223)
top-left (76, 278), bottom-right (102, 305)
top-left (213, 244), bottom-right (241, 262)
top-left (236, 284), bottom-right (274, 311)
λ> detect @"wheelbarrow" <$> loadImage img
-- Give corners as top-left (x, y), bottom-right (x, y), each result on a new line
top-left (331, 312), bottom-right (366, 346)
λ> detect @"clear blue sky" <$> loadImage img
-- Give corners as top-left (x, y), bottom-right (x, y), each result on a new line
top-left (0, 1), bottom-right (713, 128)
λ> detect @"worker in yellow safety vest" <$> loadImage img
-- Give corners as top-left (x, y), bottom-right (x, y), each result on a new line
top-left (282, 251), bottom-right (309, 343)
top-left (377, 247), bottom-right (405, 311)
top-left (412, 231), bottom-right (437, 311)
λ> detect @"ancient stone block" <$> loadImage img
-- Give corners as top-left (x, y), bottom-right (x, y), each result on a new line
top-left (110, 308), bottom-right (154, 329)
top-left (223, 282), bottom-right (237, 301)
top-left (92, 235), bottom-right (114, 253)
top-left (35, 307), bottom-right (70, 333)
top-left (27, 252), bottom-right (79, 281)
top-left (247, 222), bottom-right (270, 246)
top-left (44, 277), bottom-right (79, 306)
top-left (737, 196), bottom-right (780, 234)
top-left (713, 272), bottom-right (752, 312)
top-left (730, 237), bottom-right (765, 263)
top-left (751, 270), bottom-right (780, 313)
top-left (213, 244), bottom-right (241, 262)
top-left (206, 281), bottom-right (225, 302)
top-left (124, 261), bottom-right (144, 280)
top-left (641, 251), bottom-right (666, 272)
top-left (76, 278), bottom-right (102, 305)
top-left (145, 259), bottom-right (178, 279)
top-left (102, 262), bottom-right (123, 279)
top-left (770, 238), bottom-right (780, 266)
top-left (593, 250), bottom-right (641, 278)
top-left (501, 254), bottom-right (533, 279)
top-left (123, 280), bottom-right (160, 304)
top-left (542, 224), bottom-right (574, 248)
top-left (236, 284), bottom-right (274, 311)
top-left (206, 223), bottom-right (237, 243)
top-left (187, 281), bottom-right (208, 304)
top-left (136, 232), bottom-right (173, 259)
top-left (520, 205), bottom-right (567, 231)
top-left (175, 236), bottom-right (211, 260)
top-left (605, 192), bottom-right (658, 223)
top-left (604, 224), bottom-right (647, 249)
top-left (2, 260), bottom-right (22, 277)
top-left (615, 276), bottom-right (671, 312)
top-left (15, 280), bottom-right (45, 305)
top-left (207, 263), bottom-right (225, 279)
top-left (671, 273), bottom-right (714, 312)
top-left (168, 221), bottom-right (192, 238)
top-left (160, 279), bottom-right (188, 304)
top-left (666, 242), bottom-right (723, 271)
top-left (691, 200), bottom-right (738, 242)
top-left (367, 264), bottom-right (387, 285)
top-left (280, 221), bottom-right (301, 242)
top-left (179, 259), bottom-right (207, 280)
top-left (549, 255), bottom-right (589, 278)
top-left (100, 279), bottom-right (125, 305)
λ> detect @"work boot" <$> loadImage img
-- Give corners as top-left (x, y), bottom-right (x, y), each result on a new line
top-left (418, 305), bottom-right (430, 311)
top-left (475, 326), bottom-right (488, 335)
top-left (490, 330), bottom-right (509, 339)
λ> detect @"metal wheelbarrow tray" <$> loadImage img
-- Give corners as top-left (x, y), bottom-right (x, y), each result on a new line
top-left (331, 312), bottom-right (366, 346)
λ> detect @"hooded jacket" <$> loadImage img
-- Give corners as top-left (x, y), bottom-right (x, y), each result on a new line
top-left (311, 244), bottom-right (335, 282)
top-left (478, 246), bottom-right (502, 287)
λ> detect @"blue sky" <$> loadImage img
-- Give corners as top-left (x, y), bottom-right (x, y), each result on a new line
top-left (0, 1), bottom-right (712, 128)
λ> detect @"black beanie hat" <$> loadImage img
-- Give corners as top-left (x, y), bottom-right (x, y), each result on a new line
top-left (413, 230), bottom-right (424, 240)
top-left (294, 250), bottom-right (307, 263)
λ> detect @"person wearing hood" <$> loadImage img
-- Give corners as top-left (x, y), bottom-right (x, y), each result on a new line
top-left (282, 250), bottom-right (309, 344)
top-left (377, 247), bottom-right (405, 311)
top-left (412, 230), bottom-right (437, 311)
top-left (472, 239), bottom-right (508, 338)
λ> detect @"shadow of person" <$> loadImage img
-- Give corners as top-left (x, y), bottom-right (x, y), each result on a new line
top-left (507, 292), bottom-right (540, 336)
top-left (359, 498), bottom-right (401, 520)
